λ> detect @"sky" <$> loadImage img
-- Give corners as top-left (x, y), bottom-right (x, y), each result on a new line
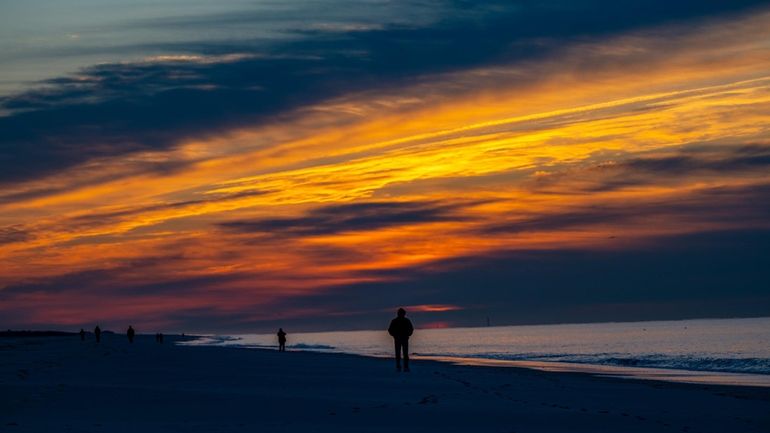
top-left (1, 0), bottom-right (769, 333)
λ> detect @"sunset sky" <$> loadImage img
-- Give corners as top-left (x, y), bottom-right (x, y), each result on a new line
top-left (1, 0), bottom-right (769, 332)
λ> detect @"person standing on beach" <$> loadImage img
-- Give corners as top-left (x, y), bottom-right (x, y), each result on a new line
top-left (94, 325), bottom-right (101, 343)
top-left (79, 328), bottom-right (86, 341)
top-left (388, 308), bottom-right (414, 372)
top-left (127, 325), bottom-right (135, 343)
top-left (277, 328), bottom-right (287, 352)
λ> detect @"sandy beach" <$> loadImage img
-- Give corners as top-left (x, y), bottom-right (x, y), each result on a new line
top-left (2, 335), bottom-right (769, 433)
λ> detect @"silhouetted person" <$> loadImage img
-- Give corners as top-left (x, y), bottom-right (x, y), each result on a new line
top-left (94, 325), bottom-right (101, 344)
top-left (388, 308), bottom-right (414, 372)
top-left (79, 328), bottom-right (86, 341)
top-left (277, 328), bottom-right (287, 352)
top-left (159, 333), bottom-right (164, 344)
top-left (127, 325), bottom-right (135, 343)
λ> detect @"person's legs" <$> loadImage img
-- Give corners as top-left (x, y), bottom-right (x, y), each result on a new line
top-left (394, 339), bottom-right (402, 371)
top-left (403, 339), bottom-right (410, 371)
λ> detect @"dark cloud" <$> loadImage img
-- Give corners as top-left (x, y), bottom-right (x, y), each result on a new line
top-left (63, 189), bottom-right (271, 230)
top-left (0, 255), bottom-right (187, 297)
top-left (591, 146), bottom-right (770, 191)
top-left (2, 0), bottom-right (767, 184)
top-left (219, 200), bottom-right (468, 236)
top-left (0, 157), bottom-right (195, 205)
top-left (0, 225), bottom-right (31, 245)
top-left (617, 145), bottom-right (770, 175)
top-left (484, 182), bottom-right (770, 235)
top-left (529, 145), bottom-right (770, 194)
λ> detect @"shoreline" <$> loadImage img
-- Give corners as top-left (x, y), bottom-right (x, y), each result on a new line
top-left (10, 331), bottom-right (768, 388)
top-left (217, 345), bottom-right (770, 395)
top-left (181, 335), bottom-right (770, 389)
top-left (2, 335), bottom-right (769, 432)
top-left (413, 355), bottom-right (770, 389)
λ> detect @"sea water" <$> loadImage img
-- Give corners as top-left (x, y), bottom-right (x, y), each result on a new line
top-left (186, 316), bottom-right (770, 384)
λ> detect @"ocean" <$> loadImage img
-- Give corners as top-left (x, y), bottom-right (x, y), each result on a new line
top-left (185, 316), bottom-right (770, 385)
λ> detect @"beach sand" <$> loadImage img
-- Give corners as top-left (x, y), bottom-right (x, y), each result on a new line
top-left (2, 335), bottom-right (768, 432)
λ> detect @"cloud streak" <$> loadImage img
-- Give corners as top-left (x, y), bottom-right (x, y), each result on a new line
top-left (219, 200), bottom-right (470, 236)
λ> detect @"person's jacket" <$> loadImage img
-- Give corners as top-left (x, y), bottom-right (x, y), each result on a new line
top-left (388, 317), bottom-right (414, 339)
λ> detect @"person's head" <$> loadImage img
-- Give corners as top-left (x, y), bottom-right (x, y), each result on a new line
top-left (279, 328), bottom-right (283, 332)
top-left (397, 308), bottom-right (406, 317)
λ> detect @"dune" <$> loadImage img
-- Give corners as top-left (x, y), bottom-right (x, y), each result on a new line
top-left (1, 334), bottom-right (768, 432)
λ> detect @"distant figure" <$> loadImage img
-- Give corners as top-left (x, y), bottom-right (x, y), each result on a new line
top-left (155, 332), bottom-right (164, 343)
top-left (277, 328), bottom-right (287, 352)
top-left (94, 325), bottom-right (102, 343)
top-left (388, 308), bottom-right (414, 372)
top-left (79, 328), bottom-right (86, 341)
top-left (127, 325), bottom-right (135, 343)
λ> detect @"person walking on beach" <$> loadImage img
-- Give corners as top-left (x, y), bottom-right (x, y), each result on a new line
top-left (277, 328), bottom-right (287, 352)
top-left (388, 308), bottom-right (414, 372)
top-left (127, 325), bottom-right (135, 343)
top-left (79, 328), bottom-right (86, 341)
top-left (94, 325), bottom-right (102, 343)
